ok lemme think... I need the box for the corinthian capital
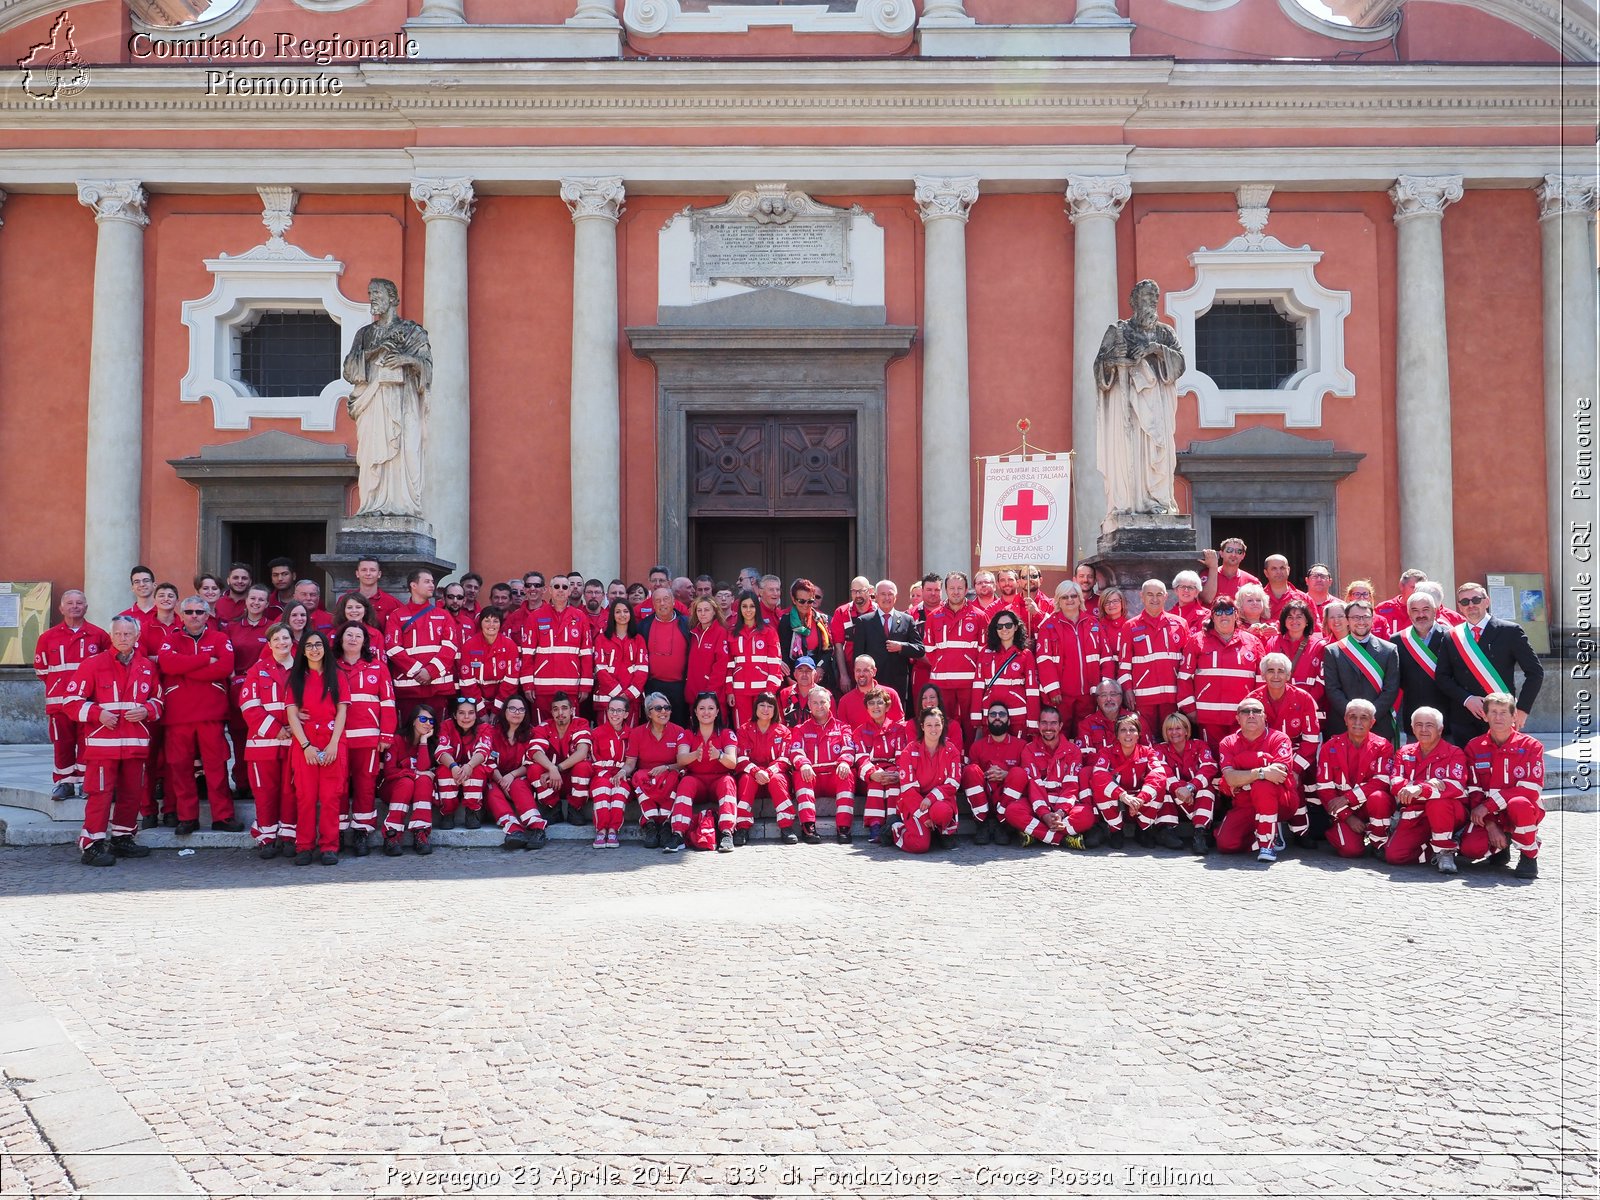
[1065,174,1132,224]
[1538,174,1599,221]
[76,180,149,227]
[561,177,626,222]
[411,177,477,224]
[914,175,979,224]
[1389,175,1463,224]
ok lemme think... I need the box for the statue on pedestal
[1094,279,1183,520]
[343,278,432,518]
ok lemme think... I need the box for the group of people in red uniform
[36,539,1546,878]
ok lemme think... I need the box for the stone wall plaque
[690,184,853,288]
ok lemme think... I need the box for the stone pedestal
[1087,514,1204,598]
[311,516,455,600]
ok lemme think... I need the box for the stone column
[411,177,475,573]
[1066,174,1131,562]
[413,0,465,23]
[1539,173,1600,642]
[918,0,973,23]
[914,174,979,574]
[561,177,625,581]
[568,0,619,23]
[76,181,148,627]
[1074,0,1123,23]
[1389,174,1463,593]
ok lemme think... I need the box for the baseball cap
[794,656,818,670]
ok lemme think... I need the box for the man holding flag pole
[1435,582,1544,747]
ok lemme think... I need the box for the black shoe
[161,813,178,828]
[1487,846,1512,869]
[294,850,315,866]
[1134,826,1154,848]
[257,841,280,860]
[1084,825,1105,850]
[662,831,685,853]
[413,834,433,856]
[382,835,404,857]
[80,843,117,867]
[992,819,1012,846]
[525,829,547,850]
[50,782,73,801]
[717,833,734,853]
[231,785,252,801]
[464,808,482,830]
[435,811,457,831]
[780,827,799,845]
[732,829,748,847]
[109,836,151,858]
[175,820,200,836]
[278,839,297,860]
[1514,855,1539,880]
[141,814,158,830]
[319,852,338,866]
[566,805,589,826]
[1191,831,1210,855]
[1106,828,1125,850]
[932,830,958,851]
[836,826,853,844]
[866,822,884,845]
[883,820,903,848]
[973,820,992,845]
[1156,828,1185,850]
[349,831,369,857]
[800,822,821,845]
[642,822,662,850]
[501,830,527,850]
[211,818,245,833]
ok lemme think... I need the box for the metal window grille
[1194,300,1302,390]
[236,310,340,398]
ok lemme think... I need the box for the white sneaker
[1435,851,1457,874]
[1257,846,1277,863]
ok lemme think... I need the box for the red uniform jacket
[736,720,796,774]
[593,633,650,710]
[68,651,163,760]
[1118,611,1189,707]
[1263,633,1327,714]
[686,623,732,703]
[1089,743,1169,806]
[532,718,593,767]
[680,728,737,779]
[588,723,630,775]
[137,615,180,659]
[34,621,108,713]
[338,656,396,747]
[1174,599,1210,633]
[227,617,273,681]
[1248,682,1322,774]
[383,733,435,780]
[1021,735,1086,804]
[1178,629,1266,728]
[456,632,523,712]
[155,625,234,724]
[1465,730,1545,814]
[1034,612,1115,705]
[837,684,904,730]
[1315,733,1395,817]
[968,732,1026,781]
[1218,728,1295,798]
[238,657,292,761]
[1075,710,1124,768]
[894,738,963,794]
[1156,739,1219,801]
[519,604,595,696]
[853,718,909,783]
[970,647,1041,732]
[385,601,459,695]
[791,718,858,773]
[1392,740,1469,805]
[474,726,536,776]
[922,603,986,694]
[728,625,786,701]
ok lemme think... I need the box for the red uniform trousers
[227,709,250,792]
[1215,779,1302,854]
[343,746,381,833]
[1459,797,1545,862]
[631,769,680,826]
[1322,783,1395,858]
[1051,692,1096,739]
[434,764,489,817]
[1004,782,1096,844]
[139,724,167,819]
[395,685,450,727]
[48,710,88,789]
[288,739,346,854]
[796,766,857,829]
[736,767,803,829]
[1198,721,1236,753]
[961,764,1028,822]
[672,773,737,834]
[893,785,960,854]
[934,685,974,733]
[80,759,147,851]
[532,760,595,815]
[1165,778,1217,831]
[164,721,236,822]
[484,777,546,836]
[382,775,434,834]
[1385,796,1468,864]
[247,750,291,846]
[857,770,898,830]
[1135,701,1178,737]
[588,768,628,832]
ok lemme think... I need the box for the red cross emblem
[1001,488,1052,536]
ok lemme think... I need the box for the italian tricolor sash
[1397,627,1438,678]
[1340,637,1385,691]
[1450,623,1510,695]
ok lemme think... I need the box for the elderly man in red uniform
[66,615,162,865]
[385,569,459,723]
[962,700,1026,845]
[1216,698,1301,863]
[1459,692,1545,879]
[1119,579,1188,734]
[1315,698,1395,859]
[792,687,860,843]
[1384,706,1470,872]
[1004,705,1095,848]
[293,579,337,638]
[156,596,242,834]
[1034,580,1113,737]
[34,589,107,801]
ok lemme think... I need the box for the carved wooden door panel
[689,416,856,518]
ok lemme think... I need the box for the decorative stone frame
[623,0,915,38]
[1175,427,1363,580]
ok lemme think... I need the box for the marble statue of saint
[343,278,432,518]
[1094,279,1183,518]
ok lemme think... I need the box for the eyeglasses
[1212,605,1237,614]
[995,621,1018,630]
[415,715,435,724]
[794,598,815,606]
[647,705,670,714]
[551,582,570,590]
[182,609,207,616]
[1459,594,1488,605]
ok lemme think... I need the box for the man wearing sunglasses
[519,574,595,724]
[154,596,243,834]
[1436,583,1544,746]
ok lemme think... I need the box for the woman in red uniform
[1096,587,1131,668]
[970,609,1040,736]
[280,601,310,647]
[587,696,632,848]
[909,683,963,757]
[1089,714,1177,849]
[457,607,521,716]
[337,592,386,655]
[889,707,964,854]
[1261,598,1326,719]
[853,686,908,846]
[1156,711,1218,855]
[620,692,686,849]
[673,691,739,853]
[336,620,395,856]
[686,597,731,719]
[381,707,437,855]
[776,577,832,679]
[593,598,650,727]
[477,693,545,850]
[434,696,490,829]
[239,622,296,858]
[284,629,348,866]
[736,691,806,844]
[727,592,785,728]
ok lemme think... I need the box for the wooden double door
[686,415,856,606]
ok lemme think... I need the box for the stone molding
[410,176,476,224]
[75,179,148,227]
[1537,173,1599,219]
[1065,174,1132,223]
[913,174,979,223]
[622,0,915,38]
[1389,173,1464,223]
[561,176,625,222]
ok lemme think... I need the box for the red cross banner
[978,453,1072,568]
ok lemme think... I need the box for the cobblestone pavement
[0,816,1595,1199]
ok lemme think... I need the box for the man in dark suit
[1394,591,1452,740]
[1323,600,1401,741]
[847,580,925,706]
[1435,581,1544,746]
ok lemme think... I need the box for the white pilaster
[411,177,475,573]
[915,174,979,574]
[918,0,974,24]
[1390,174,1463,594]
[412,0,465,23]
[562,177,625,580]
[568,0,620,24]
[1066,174,1131,561]
[1539,173,1599,640]
[77,180,149,627]
[1074,0,1124,24]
